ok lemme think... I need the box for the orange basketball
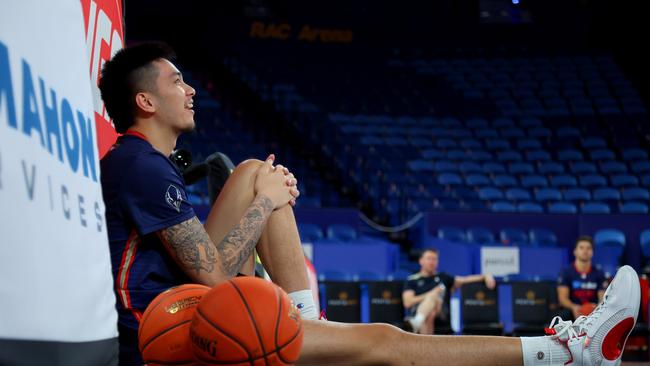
[580,302,597,316]
[138,284,210,366]
[190,277,303,365]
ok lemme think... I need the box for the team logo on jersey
[165,184,183,212]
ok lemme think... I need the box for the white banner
[0,0,117,341]
[480,246,520,276]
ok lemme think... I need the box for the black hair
[98,42,176,133]
[420,248,439,258]
[575,235,594,250]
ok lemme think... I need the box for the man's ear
[134,92,156,113]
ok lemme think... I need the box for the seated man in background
[402,248,496,334]
[557,236,606,320]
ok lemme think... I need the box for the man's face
[149,59,196,133]
[419,251,438,273]
[574,240,593,262]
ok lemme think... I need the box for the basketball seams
[228,280,269,366]
[194,307,253,362]
[140,318,192,354]
[139,285,208,338]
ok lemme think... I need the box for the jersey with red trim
[558,264,606,305]
[101,134,195,330]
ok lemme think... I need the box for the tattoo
[159,217,217,275]
[217,194,274,276]
[158,195,273,279]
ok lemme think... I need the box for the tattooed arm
[158,194,274,286]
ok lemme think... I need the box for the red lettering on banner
[80,0,123,158]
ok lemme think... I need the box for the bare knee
[235,158,263,174]
[364,323,403,362]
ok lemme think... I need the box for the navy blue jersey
[101,133,196,330]
[558,263,606,305]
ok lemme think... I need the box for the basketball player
[402,248,496,334]
[99,43,640,366]
[557,236,606,320]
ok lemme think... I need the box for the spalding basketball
[139,284,210,365]
[190,277,303,365]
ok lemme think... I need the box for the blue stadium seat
[563,188,591,202]
[438,226,467,243]
[497,151,523,162]
[521,175,549,188]
[538,162,565,175]
[298,223,324,242]
[509,163,535,175]
[475,128,499,139]
[438,173,463,186]
[611,174,639,188]
[434,161,458,172]
[622,148,648,161]
[558,149,584,162]
[517,202,544,213]
[483,162,507,174]
[529,228,558,246]
[493,174,518,187]
[643,174,650,187]
[465,118,489,128]
[600,161,627,175]
[528,127,552,138]
[467,227,496,244]
[493,117,515,128]
[295,196,322,208]
[436,139,458,150]
[581,202,611,214]
[520,117,542,127]
[478,187,504,201]
[557,126,581,138]
[589,149,616,161]
[516,139,542,150]
[581,137,607,149]
[408,160,435,171]
[579,174,608,188]
[571,162,598,175]
[500,228,528,245]
[631,161,650,174]
[465,174,491,186]
[548,202,578,214]
[318,270,352,282]
[593,188,621,202]
[447,150,469,160]
[470,150,494,161]
[506,188,532,201]
[594,229,626,247]
[622,187,649,201]
[421,149,445,159]
[491,201,516,212]
[326,224,358,242]
[641,230,650,266]
[550,175,578,188]
[485,139,511,151]
[461,139,483,149]
[619,202,649,214]
[355,271,385,281]
[526,150,552,162]
[535,188,562,202]
[459,161,483,173]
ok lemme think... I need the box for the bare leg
[298,320,522,366]
[203,159,309,291]
[414,290,442,334]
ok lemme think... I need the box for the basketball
[138,284,210,365]
[190,277,304,365]
[580,302,597,316]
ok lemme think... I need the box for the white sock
[289,289,319,320]
[410,313,426,330]
[520,336,571,366]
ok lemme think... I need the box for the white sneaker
[544,265,640,365]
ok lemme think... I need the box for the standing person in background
[402,249,496,334]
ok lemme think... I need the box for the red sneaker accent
[545,327,557,335]
[602,317,635,361]
[319,310,328,321]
